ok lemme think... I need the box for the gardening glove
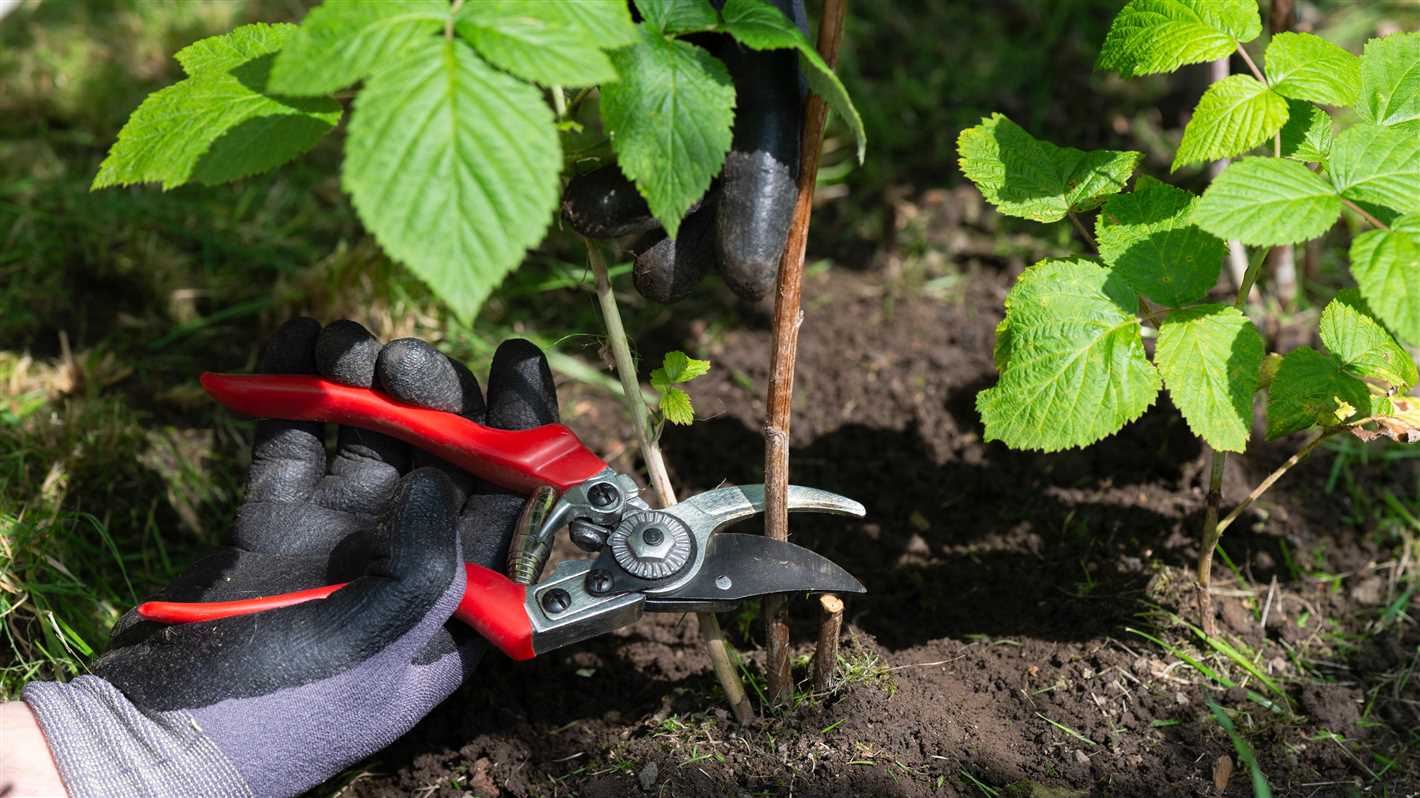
[561,0,807,303]
[22,318,560,798]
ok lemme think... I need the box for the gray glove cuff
[23,677,252,798]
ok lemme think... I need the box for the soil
[342,228,1420,797]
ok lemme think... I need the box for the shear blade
[657,533,865,604]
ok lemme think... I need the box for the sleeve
[23,677,252,798]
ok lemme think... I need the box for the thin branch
[1234,245,1268,310]
[762,0,848,707]
[1067,211,1097,252]
[1342,198,1391,231]
[585,240,753,724]
[1216,430,1340,536]
[1235,43,1266,84]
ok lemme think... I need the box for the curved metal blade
[667,484,865,538]
[648,533,865,608]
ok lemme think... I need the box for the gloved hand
[22,318,560,798]
[561,0,807,304]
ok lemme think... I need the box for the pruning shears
[136,373,867,661]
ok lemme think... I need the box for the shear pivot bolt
[586,569,614,595]
[642,527,665,545]
[541,588,572,614]
[588,482,619,509]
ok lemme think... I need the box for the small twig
[1235,43,1265,84]
[762,0,848,707]
[585,241,752,724]
[1216,430,1340,536]
[1342,198,1391,231]
[1259,575,1278,631]
[445,0,462,38]
[1067,210,1097,252]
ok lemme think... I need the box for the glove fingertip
[315,320,380,388]
[486,339,559,429]
[259,317,321,374]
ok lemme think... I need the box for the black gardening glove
[562,0,807,303]
[22,319,559,798]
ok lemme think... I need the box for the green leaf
[545,1,638,48]
[1277,100,1334,163]
[1357,32,1420,129]
[1350,216,1420,345]
[977,258,1161,451]
[653,351,712,386]
[1328,123,1420,214]
[1319,291,1417,391]
[634,0,718,34]
[1156,305,1263,453]
[957,114,1141,223]
[269,0,446,96]
[1173,75,1288,171]
[719,0,866,163]
[455,0,632,87]
[1264,32,1361,107]
[175,21,297,76]
[601,26,735,237]
[341,39,560,320]
[1096,176,1224,306]
[92,25,341,190]
[1193,157,1340,246]
[659,386,695,425]
[1266,346,1371,438]
[1097,0,1262,77]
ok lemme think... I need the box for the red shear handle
[137,564,538,661]
[201,373,608,493]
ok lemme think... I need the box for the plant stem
[762,0,848,707]
[1235,43,1265,84]
[1195,247,1270,633]
[445,0,462,38]
[1196,449,1228,637]
[585,240,752,724]
[1217,430,1338,536]
[1234,245,1268,310]
[1342,198,1391,232]
[1067,211,1097,252]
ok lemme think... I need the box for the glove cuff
[23,676,253,798]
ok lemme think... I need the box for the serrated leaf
[1266,346,1371,438]
[601,26,734,238]
[1319,290,1417,392]
[269,0,446,96]
[957,114,1140,223]
[1278,100,1334,163]
[1096,176,1224,306]
[1173,75,1288,171]
[634,0,718,34]
[1358,32,1420,129]
[977,258,1161,451]
[92,25,341,190]
[1097,0,1262,77]
[658,351,711,384]
[1156,305,1263,452]
[342,39,560,321]
[455,0,630,87]
[659,386,695,425]
[176,21,296,76]
[1350,216,1420,345]
[556,2,638,47]
[1328,123,1420,214]
[1265,32,1361,107]
[1194,157,1340,246]
[719,0,866,163]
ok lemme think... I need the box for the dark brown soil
[340,246,1420,797]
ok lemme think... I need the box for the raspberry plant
[92,0,862,319]
[958,0,1420,632]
